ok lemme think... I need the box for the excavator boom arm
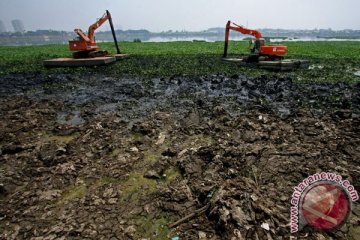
[223,20,287,59]
[224,20,263,57]
[74,29,90,42]
[88,12,111,43]
[227,21,262,39]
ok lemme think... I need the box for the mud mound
[0,73,359,239]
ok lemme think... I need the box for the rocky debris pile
[0,73,359,239]
[153,108,360,239]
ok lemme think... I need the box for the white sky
[0,0,359,32]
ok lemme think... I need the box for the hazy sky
[0,0,359,32]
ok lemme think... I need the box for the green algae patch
[95,176,123,187]
[120,172,157,202]
[58,183,87,204]
[131,132,144,142]
[182,134,214,148]
[42,132,78,143]
[143,150,159,162]
[135,213,177,240]
[349,226,360,240]
[2,41,360,83]
[109,148,122,158]
[142,137,171,163]
[161,167,180,184]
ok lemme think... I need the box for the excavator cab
[246,38,266,62]
[250,38,265,54]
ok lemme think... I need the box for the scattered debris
[0,73,359,239]
[169,203,210,228]
[261,222,270,231]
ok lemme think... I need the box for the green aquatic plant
[0,41,359,83]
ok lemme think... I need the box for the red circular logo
[300,182,351,230]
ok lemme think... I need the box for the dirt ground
[0,73,360,239]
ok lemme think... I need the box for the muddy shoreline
[1,73,360,239]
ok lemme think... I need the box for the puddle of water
[57,110,85,126]
[271,103,291,118]
[352,113,360,119]
[43,132,77,143]
[95,103,118,113]
[309,65,324,70]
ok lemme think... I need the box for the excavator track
[258,59,310,71]
[72,50,109,59]
[222,57,309,71]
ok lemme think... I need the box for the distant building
[11,19,25,32]
[0,20,6,33]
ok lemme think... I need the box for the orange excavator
[223,21,308,70]
[223,21,287,62]
[69,10,121,58]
